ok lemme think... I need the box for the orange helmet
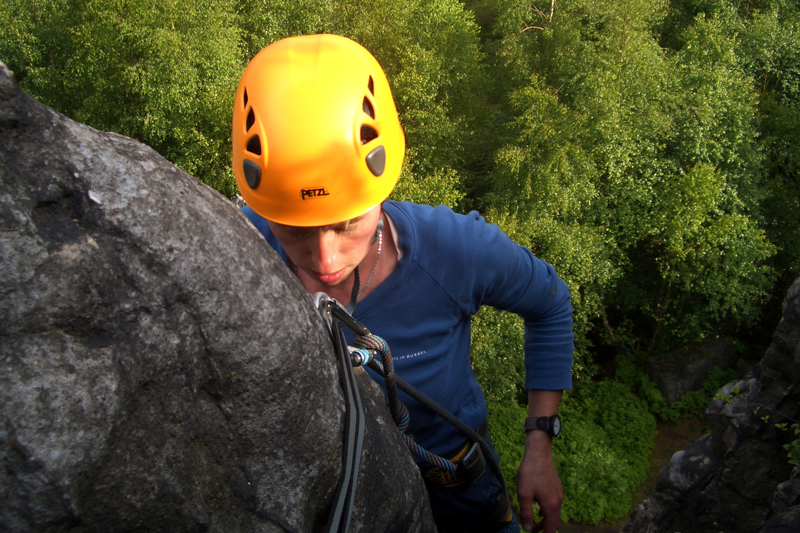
[232,34,405,226]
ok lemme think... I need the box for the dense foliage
[615,350,739,422]
[3,0,798,524]
[555,382,656,523]
[486,381,656,525]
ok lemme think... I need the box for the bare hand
[517,432,563,533]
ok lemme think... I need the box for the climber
[232,34,574,533]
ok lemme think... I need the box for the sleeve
[429,207,574,391]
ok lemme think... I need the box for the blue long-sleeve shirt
[242,200,574,457]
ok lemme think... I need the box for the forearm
[527,390,563,417]
[525,389,562,450]
[518,389,564,533]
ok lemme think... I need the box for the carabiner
[313,292,371,337]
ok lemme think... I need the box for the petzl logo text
[301,187,330,200]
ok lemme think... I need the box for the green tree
[479,0,775,364]
[482,0,678,366]
[2,0,491,205]
[737,4,800,299]
[235,0,334,59]
[66,0,244,195]
[0,0,81,113]
[620,7,776,348]
[2,0,245,195]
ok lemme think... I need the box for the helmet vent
[362,97,375,119]
[243,88,249,109]
[246,135,262,155]
[360,125,378,145]
[368,76,374,95]
[246,108,255,131]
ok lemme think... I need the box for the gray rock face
[624,273,800,533]
[0,62,436,532]
[647,338,738,404]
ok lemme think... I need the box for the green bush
[616,350,739,422]
[486,399,527,513]
[673,366,739,417]
[555,381,656,524]
[484,381,656,525]
[638,376,679,422]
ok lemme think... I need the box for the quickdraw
[350,332,507,489]
[313,292,508,508]
[314,293,365,533]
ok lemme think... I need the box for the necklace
[357,222,382,300]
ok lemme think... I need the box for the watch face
[552,416,561,436]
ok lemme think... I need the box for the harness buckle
[459,441,487,483]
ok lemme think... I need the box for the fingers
[518,498,534,531]
[520,516,533,532]
[521,517,544,533]
[540,494,563,533]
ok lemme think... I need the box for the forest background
[3,0,799,525]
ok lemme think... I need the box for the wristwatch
[524,415,562,437]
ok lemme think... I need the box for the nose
[310,229,339,273]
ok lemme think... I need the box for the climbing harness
[314,292,511,532]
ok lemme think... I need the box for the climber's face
[268,206,382,289]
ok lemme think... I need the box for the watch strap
[524,416,549,432]
[524,415,560,437]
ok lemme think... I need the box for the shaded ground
[558,416,707,533]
